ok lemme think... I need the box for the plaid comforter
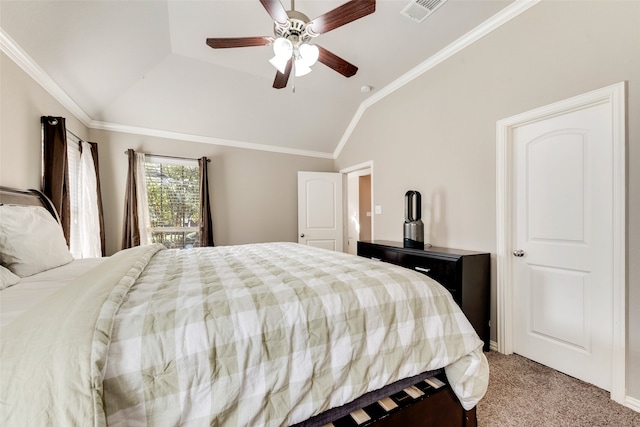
[1,243,488,427]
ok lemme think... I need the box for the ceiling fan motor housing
[274,10,317,46]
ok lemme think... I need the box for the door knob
[300,233,305,238]
[513,249,525,257]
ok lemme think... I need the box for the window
[144,157,200,249]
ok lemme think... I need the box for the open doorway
[342,162,373,255]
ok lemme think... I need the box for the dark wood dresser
[357,240,490,351]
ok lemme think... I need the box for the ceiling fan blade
[206,36,274,49]
[260,0,289,24]
[308,0,375,35]
[273,58,293,89]
[317,46,358,77]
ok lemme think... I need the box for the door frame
[495,82,626,403]
[340,161,374,253]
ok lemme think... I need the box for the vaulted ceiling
[1,0,515,157]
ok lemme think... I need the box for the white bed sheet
[0,258,105,327]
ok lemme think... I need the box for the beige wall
[0,52,333,256]
[1,52,90,188]
[90,129,332,255]
[336,1,640,400]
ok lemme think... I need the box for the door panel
[529,266,589,350]
[527,133,585,241]
[297,172,343,251]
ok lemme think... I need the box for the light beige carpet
[477,351,640,426]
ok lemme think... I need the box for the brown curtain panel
[41,116,71,245]
[198,157,214,247]
[122,149,140,249]
[88,142,106,256]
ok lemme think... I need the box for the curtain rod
[44,117,84,143]
[66,129,84,143]
[124,150,211,163]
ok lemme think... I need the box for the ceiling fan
[206,0,376,89]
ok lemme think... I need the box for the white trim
[90,121,334,159]
[339,160,374,175]
[332,0,541,158]
[495,82,627,405]
[495,121,513,354]
[626,396,640,413]
[340,161,375,244]
[0,28,93,126]
[2,2,540,160]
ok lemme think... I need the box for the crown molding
[0,28,93,126]
[333,0,542,159]
[90,121,334,159]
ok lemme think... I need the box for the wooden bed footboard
[318,372,477,427]
[368,387,477,427]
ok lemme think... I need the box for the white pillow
[0,205,73,277]
[0,265,20,290]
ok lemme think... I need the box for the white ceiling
[1,0,514,157]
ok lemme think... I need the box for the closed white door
[512,102,613,390]
[297,171,343,251]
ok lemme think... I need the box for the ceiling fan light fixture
[272,37,293,57]
[299,43,319,67]
[269,37,293,73]
[294,58,312,77]
[269,55,289,74]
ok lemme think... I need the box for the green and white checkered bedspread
[0,242,488,426]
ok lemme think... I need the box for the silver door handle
[415,266,431,273]
[300,233,305,238]
[513,249,525,257]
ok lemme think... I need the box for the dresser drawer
[397,254,459,294]
[357,243,398,264]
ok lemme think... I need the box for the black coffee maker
[404,190,424,249]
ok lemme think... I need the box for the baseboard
[625,396,640,413]
[489,340,498,352]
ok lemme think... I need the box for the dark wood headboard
[0,186,60,223]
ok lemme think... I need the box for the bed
[0,186,488,427]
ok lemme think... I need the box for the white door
[511,102,613,390]
[297,171,343,251]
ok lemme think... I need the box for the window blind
[144,160,200,249]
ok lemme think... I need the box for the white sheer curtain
[135,152,152,245]
[77,142,102,257]
[67,140,101,258]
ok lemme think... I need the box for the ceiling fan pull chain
[291,63,296,93]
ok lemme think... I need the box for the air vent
[400,0,447,23]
